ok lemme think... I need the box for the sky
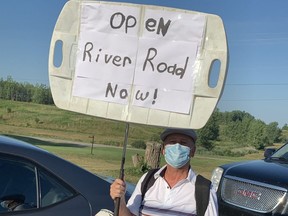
[1,0,288,127]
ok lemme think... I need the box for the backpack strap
[195,175,211,216]
[140,168,159,202]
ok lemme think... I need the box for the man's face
[163,133,196,157]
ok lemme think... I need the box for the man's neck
[163,164,190,188]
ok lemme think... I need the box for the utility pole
[89,135,95,155]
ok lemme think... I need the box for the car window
[0,158,37,213]
[271,143,288,159]
[0,156,76,213]
[39,169,75,207]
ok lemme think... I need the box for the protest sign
[49,1,228,129]
[73,3,206,114]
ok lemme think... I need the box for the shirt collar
[154,165,196,182]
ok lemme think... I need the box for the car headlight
[211,167,224,191]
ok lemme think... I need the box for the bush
[35,117,40,124]
[125,159,151,176]
[212,146,258,157]
[103,140,121,146]
[131,140,146,149]
[149,133,161,142]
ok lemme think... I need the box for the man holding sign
[49,2,227,215]
[110,128,218,216]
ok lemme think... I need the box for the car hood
[222,159,288,188]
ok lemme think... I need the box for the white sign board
[49,1,228,129]
[72,3,206,114]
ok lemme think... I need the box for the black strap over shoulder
[140,168,159,202]
[195,175,211,216]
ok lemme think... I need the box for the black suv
[211,143,288,216]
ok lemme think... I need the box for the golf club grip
[114,198,120,216]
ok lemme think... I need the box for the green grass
[41,142,264,183]
[0,99,162,144]
[4,134,264,184]
[0,99,270,184]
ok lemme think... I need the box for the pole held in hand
[114,123,130,216]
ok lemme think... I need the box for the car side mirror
[264,148,276,158]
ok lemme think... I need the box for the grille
[221,176,287,213]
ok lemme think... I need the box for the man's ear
[190,146,196,157]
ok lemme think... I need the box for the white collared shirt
[127,165,218,216]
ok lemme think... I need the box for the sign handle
[114,123,130,216]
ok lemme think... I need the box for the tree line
[197,109,287,153]
[0,76,53,104]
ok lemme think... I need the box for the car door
[0,155,92,216]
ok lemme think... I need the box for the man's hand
[110,178,126,200]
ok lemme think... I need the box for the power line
[221,98,288,102]
[226,83,288,86]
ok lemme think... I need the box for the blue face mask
[164,143,191,169]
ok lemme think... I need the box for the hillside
[0,99,162,145]
[1,99,287,153]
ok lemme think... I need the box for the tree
[264,122,282,144]
[247,120,266,149]
[32,84,53,104]
[282,124,288,130]
[0,76,53,104]
[197,111,219,150]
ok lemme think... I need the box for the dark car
[0,135,133,215]
[211,143,288,216]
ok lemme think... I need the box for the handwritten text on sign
[72,3,206,114]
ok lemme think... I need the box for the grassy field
[0,99,162,144]
[0,99,275,184]
[5,134,265,184]
[37,140,266,183]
